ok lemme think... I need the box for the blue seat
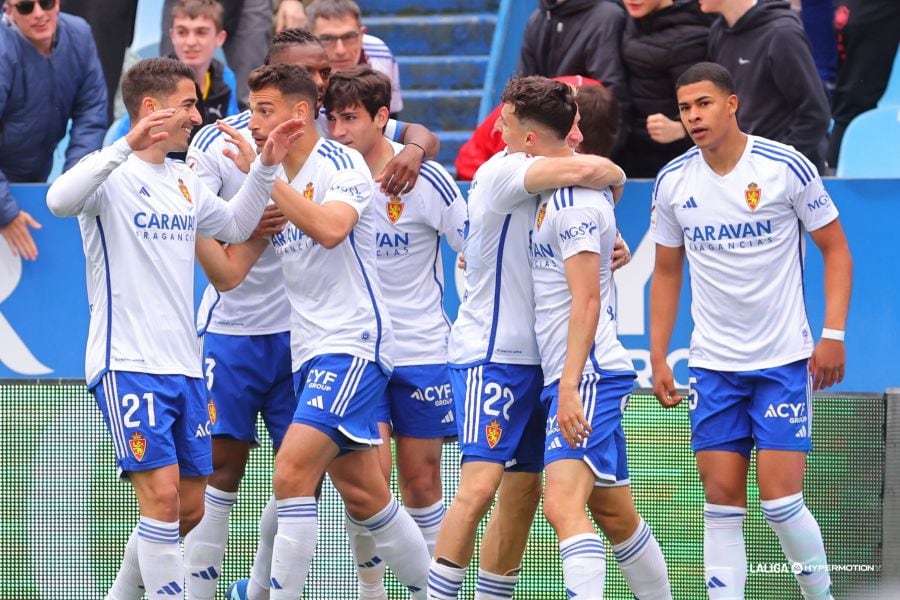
[836,106,900,177]
[877,43,900,108]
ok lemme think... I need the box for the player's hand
[251,204,288,239]
[457,253,467,270]
[260,118,305,167]
[809,339,845,390]
[376,143,424,196]
[0,210,41,260]
[558,382,591,448]
[217,119,258,174]
[581,155,626,191]
[646,113,687,145]
[125,108,177,152]
[611,233,631,271]
[652,361,682,408]
[275,0,306,32]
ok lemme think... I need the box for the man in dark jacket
[517,0,631,151]
[703,0,830,172]
[0,0,107,260]
[620,0,712,177]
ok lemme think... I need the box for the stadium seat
[835,105,900,177]
[877,43,900,107]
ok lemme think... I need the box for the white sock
[704,503,747,599]
[346,510,388,600]
[761,493,832,599]
[474,568,518,599]
[351,496,430,599]
[248,495,277,600]
[560,533,606,600]
[269,497,317,599]
[106,526,145,600]
[184,487,237,599]
[426,559,466,599]
[612,518,672,600]
[137,516,183,599]
[407,501,446,557]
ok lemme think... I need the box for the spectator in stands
[799,0,838,99]
[112,0,240,143]
[619,0,712,178]
[307,0,403,115]
[517,0,630,150]
[275,0,308,33]
[161,0,271,109]
[703,0,830,172]
[0,0,106,260]
[827,0,900,168]
[455,76,618,180]
[60,0,138,126]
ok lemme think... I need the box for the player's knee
[590,504,638,543]
[455,479,500,522]
[210,460,246,491]
[701,477,747,506]
[542,490,579,531]
[399,465,442,506]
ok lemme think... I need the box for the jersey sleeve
[550,191,610,261]
[417,160,466,251]
[648,175,683,247]
[483,152,542,214]
[193,159,278,241]
[322,166,375,217]
[45,137,131,218]
[186,124,229,196]
[791,174,839,232]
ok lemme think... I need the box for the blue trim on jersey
[419,161,455,206]
[194,111,251,152]
[653,148,700,203]
[318,140,352,170]
[750,148,811,186]
[97,216,113,378]
[485,214,512,361]
[753,140,815,183]
[552,186,575,210]
[797,218,809,323]
[588,341,602,374]
[196,289,222,336]
[389,120,405,142]
[431,235,452,330]
[348,230,385,368]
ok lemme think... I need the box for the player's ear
[293,99,308,121]
[374,106,390,129]
[727,93,739,117]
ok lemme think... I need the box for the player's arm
[808,218,852,390]
[649,244,685,408]
[376,122,440,196]
[523,154,625,195]
[558,250,601,448]
[270,179,360,249]
[196,236,269,292]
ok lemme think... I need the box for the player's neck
[282,131,321,181]
[134,146,170,164]
[531,142,573,159]
[364,137,395,179]
[700,131,748,176]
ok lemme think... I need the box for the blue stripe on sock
[613,522,652,563]
[561,539,605,560]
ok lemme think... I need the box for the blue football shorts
[374,363,457,438]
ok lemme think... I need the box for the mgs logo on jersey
[178,178,193,204]
[559,221,598,242]
[485,419,503,448]
[386,196,404,224]
[745,182,761,211]
[129,432,147,461]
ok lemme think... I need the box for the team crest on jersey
[387,196,404,224]
[177,178,192,204]
[208,401,217,425]
[129,432,147,461]
[303,182,314,201]
[485,420,503,449]
[745,182,761,211]
[536,202,547,230]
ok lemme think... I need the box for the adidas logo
[548,436,563,450]
[156,581,183,596]
[139,186,150,198]
[191,566,219,581]
[441,411,454,424]
[707,576,727,589]
[681,196,699,209]
[795,425,808,438]
[358,555,383,568]
[566,588,577,598]
[306,395,324,409]
[270,578,283,590]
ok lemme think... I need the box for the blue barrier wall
[2,180,897,392]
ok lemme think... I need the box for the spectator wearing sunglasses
[0,0,107,260]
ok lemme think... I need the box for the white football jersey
[531,186,633,385]
[188,111,291,335]
[373,142,466,366]
[448,151,543,367]
[272,137,394,372]
[650,135,840,371]
[46,138,278,386]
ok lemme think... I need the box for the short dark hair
[307,0,362,25]
[248,63,318,106]
[171,0,225,32]
[264,28,324,65]
[575,85,619,157]
[324,66,391,120]
[121,57,196,121]
[500,76,577,141]
[675,62,736,95]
